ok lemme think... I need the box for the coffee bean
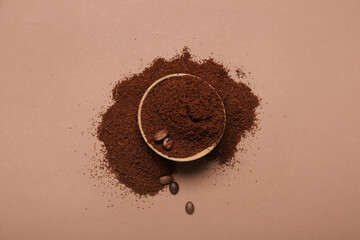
[154,130,168,142]
[185,201,194,215]
[169,182,179,195]
[159,175,172,185]
[163,138,174,150]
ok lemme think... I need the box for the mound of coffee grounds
[97,47,259,196]
[140,75,226,158]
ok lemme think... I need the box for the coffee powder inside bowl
[140,75,226,159]
[97,47,259,196]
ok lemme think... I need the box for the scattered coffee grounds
[141,75,225,158]
[97,47,259,196]
[185,201,195,215]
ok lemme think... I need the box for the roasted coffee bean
[185,201,194,215]
[154,130,168,142]
[169,182,179,195]
[159,175,172,185]
[163,138,174,150]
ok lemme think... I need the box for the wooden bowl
[138,73,226,162]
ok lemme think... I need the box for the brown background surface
[1,0,360,239]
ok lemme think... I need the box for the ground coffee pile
[97,47,259,196]
[141,75,226,158]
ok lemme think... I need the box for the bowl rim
[137,73,226,162]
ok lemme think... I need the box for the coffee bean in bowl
[154,129,168,142]
[163,138,174,151]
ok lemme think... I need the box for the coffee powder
[141,75,226,158]
[97,47,259,196]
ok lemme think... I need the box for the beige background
[1,0,360,239]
